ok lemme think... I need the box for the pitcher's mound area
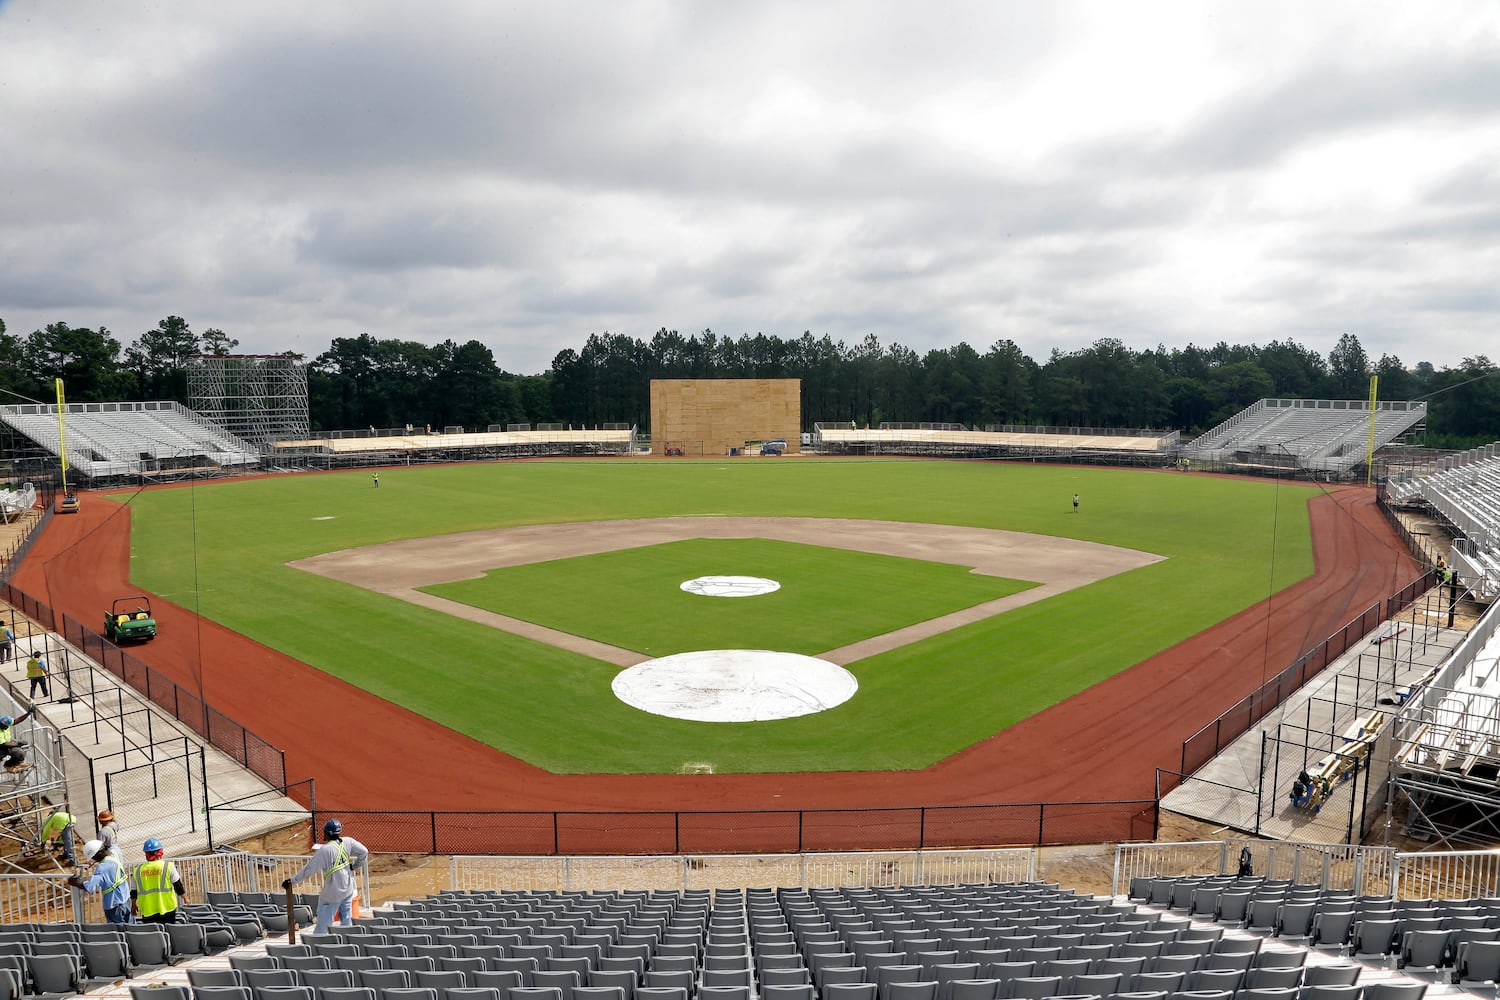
[613,650,857,722]
[680,575,781,597]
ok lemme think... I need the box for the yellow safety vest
[42,811,73,839]
[134,859,179,918]
[328,841,352,876]
[26,657,44,679]
[101,860,130,897]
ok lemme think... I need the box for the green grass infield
[115,459,1319,774]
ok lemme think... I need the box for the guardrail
[33,851,371,925]
[1392,850,1500,900]
[1113,839,1396,896]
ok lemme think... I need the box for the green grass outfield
[115,459,1319,774]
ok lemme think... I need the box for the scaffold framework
[188,354,310,445]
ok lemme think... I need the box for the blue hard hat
[143,837,163,854]
[0,716,11,728]
[323,818,342,838]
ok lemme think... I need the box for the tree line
[2,317,1496,446]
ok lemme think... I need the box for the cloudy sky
[2,1,1497,376]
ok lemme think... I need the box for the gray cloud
[1161,51,1500,172]
[2,0,1499,378]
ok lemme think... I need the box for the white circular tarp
[679,575,781,597]
[612,650,858,722]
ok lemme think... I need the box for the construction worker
[0,705,35,771]
[1437,558,1459,628]
[39,797,77,867]
[97,810,120,856]
[68,839,132,923]
[25,650,48,699]
[282,817,368,934]
[131,838,187,923]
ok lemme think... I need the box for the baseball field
[100,458,1320,775]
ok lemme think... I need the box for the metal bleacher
[1387,443,1500,600]
[0,401,261,481]
[1185,399,1427,475]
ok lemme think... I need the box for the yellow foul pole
[1365,374,1379,486]
[55,378,71,494]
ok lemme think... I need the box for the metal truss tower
[187,354,310,444]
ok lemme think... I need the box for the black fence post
[1256,732,1266,836]
[87,756,100,822]
[431,812,438,854]
[201,747,213,848]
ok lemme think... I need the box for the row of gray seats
[1124,877,1500,987]
[0,922,187,997]
[132,977,1431,1000]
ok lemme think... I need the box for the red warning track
[15,483,1417,837]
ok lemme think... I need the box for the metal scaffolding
[187,354,309,445]
[1388,594,1500,849]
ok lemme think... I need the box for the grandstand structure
[1389,600,1500,849]
[1183,399,1427,476]
[0,401,262,485]
[813,423,1179,460]
[1385,442,1500,601]
[268,424,639,465]
[0,483,36,525]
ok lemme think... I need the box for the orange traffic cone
[350,892,362,919]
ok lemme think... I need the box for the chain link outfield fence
[315,800,1158,855]
[0,579,286,791]
[1180,570,1435,776]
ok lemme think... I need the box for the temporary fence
[1262,709,1396,845]
[1112,839,1397,897]
[208,779,317,845]
[1180,570,1436,776]
[450,847,1038,893]
[0,577,286,792]
[319,800,1159,856]
[1375,486,1447,566]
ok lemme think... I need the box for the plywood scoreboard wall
[649,379,802,456]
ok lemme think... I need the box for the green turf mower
[104,597,157,643]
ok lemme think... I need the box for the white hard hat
[82,840,104,860]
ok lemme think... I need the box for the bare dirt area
[230,822,448,905]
